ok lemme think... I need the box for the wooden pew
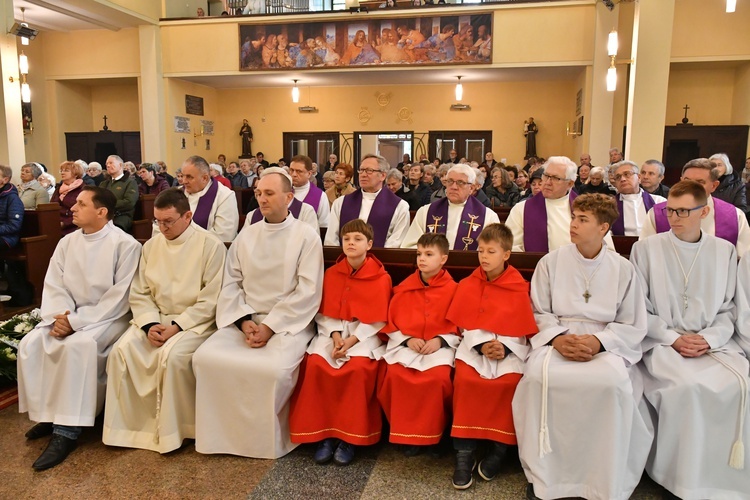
[612,235,639,259]
[0,203,62,303]
[493,207,511,222]
[234,188,255,215]
[134,194,156,221]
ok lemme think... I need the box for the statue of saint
[524,117,538,159]
[239,119,253,157]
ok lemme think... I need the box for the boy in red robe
[289,219,391,466]
[446,223,538,489]
[377,233,459,456]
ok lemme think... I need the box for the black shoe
[32,434,77,471]
[452,450,475,490]
[402,445,423,457]
[313,438,338,464]
[25,422,54,440]
[477,442,508,481]
[526,483,541,500]
[333,441,355,466]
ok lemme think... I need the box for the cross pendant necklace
[576,250,605,304]
[668,235,704,313]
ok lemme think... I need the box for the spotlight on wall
[727,0,737,12]
[455,76,463,102]
[292,79,300,104]
[298,106,318,113]
[450,104,471,111]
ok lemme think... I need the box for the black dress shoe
[526,483,541,500]
[25,422,53,440]
[32,434,77,471]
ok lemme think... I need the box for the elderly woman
[710,153,748,214]
[38,172,57,198]
[515,169,529,192]
[485,166,520,208]
[322,170,336,192]
[577,166,614,196]
[209,163,232,189]
[137,163,170,195]
[50,161,85,235]
[18,162,50,209]
[87,162,104,185]
[175,168,184,189]
[430,164,451,202]
[325,163,356,206]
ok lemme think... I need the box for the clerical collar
[296,182,310,194]
[263,211,293,228]
[189,179,213,198]
[165,222,195,246]
[668,229,704,247]
[573,240,608,263]
[449,199,468,208]
[620,190,642,200]
[81,220,114,240]
[362,189,381,199]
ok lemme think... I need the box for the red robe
[446,265,538,444]
[290,254,391,446]
[377,268,459,445]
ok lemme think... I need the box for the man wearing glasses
[610,161,665,236]
[325,154,410,248]
[630,180,750,499]
[506,156,614,252]
[103,188,226,454]
[640,158,750,257]
[400,164,499,250]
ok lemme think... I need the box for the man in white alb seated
[326,154,410,248]
[505,156,614,253]
[609,160,665,236]
[288,154,329,228]
[244,167,318,231]
[103,189,226,453]
[640,158,750,257]
[400,164,500,250]
[630,180,750,499]
[192,168,323,459]
[513,193,651,500]
[17,186,141,470]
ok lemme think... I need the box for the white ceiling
[14,0,153,32]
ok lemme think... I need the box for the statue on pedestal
[524,116,538,159]
[239,119,253,157]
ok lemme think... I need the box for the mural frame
[239,13,493,71]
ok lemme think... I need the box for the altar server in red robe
[377,233,459,456]
[289,219,391,466]
[446,223,538,489]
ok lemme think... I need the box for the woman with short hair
[50,161,86,235]
[18,162,50,209]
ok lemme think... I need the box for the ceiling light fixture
[455,76,463,102]
[292,79,300,104]
[727,0,737,13]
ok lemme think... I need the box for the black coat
[714,173,749,217]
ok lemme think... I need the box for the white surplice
[17,222,141,426]
[185,179,239,242]
[294,181,330,228]
[103,224,226,453]
[193,215,323,459]
[734,253,750,358]
[505,194,616,252]
[455,330,527,380]
[631,232,750,499]
[640,195,750,257]
[307,314,385,369]
[513,243,652,500]
[244,202,318,233]
[382,332,460,371]
[325,189,410,247]
[619,190,666,236]
[399,200,501,250]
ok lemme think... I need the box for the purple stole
[301,183,323,213]
[425,196,487,250]
[340,188,401,248]
[250,198,303,224]
[611,190,656,236]
[653,197,739,245]
[192,180,219,230]
[522,190,578,252]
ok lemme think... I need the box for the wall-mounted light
[292,79,300,104]
[727,0,737,13]
[21,82,30,103]
[19,53,28,75]
[455,76,463,102]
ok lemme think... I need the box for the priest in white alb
[244,168,318,231]
[513,193,651,500]
[630,180,750,499]
[400,164,500,250]
[288,154,329,228]
[505,156,614,253]
[103,189,226,453]
[17,186,141,470]
[192,168,323,459]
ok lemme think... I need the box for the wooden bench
[612,235,639,259]
[0,203,62,303]
[234,188,255,215]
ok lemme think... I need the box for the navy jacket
[0,184,25,248]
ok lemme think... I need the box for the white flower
[7,351,16,361]
[14,323,26,333]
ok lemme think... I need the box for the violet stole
[340,188,401,247]
[302,183,324,212]
[611,191,656,236]
[425,196,487,250]
[192,180,219,230]
[250,197,303,224]
[522,191,578,252]
[653,197,739,245]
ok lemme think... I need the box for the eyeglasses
[613,171,636,182]
[444,179,470,188]
[153,218,179,229]
[358,168,383,175]
[541,173,567,183]
[661,205,706,218]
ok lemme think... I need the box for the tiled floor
[2,404,665,499]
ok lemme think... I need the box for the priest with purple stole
[178,155,238,243]
[640,158,750,257]
[610,160,665,236]
[288,154,329,228]
[325,154,410,248]
[245,167,318,231]
[401,164,500,250]
[506,156,615,253]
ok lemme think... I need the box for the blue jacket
[0,183,25,248]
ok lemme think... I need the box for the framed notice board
[185,95,204,116]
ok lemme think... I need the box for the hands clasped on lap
[241,319,273,348]
[552,334,601,362]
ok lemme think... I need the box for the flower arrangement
[0,309,41,381]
